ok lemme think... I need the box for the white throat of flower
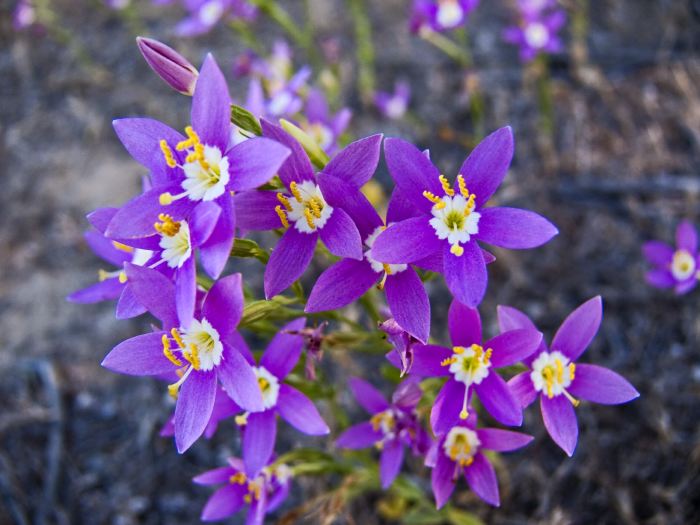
[443,426,480,467]
[364,224,408,289]
[158,126,230,205]
[275,180,333,233]
[370,409,397,449]
[671,249,697,281]
[153,214,192,269]
[162,319,224,397]
[254,366,280,409]
[425,174,480,257]
[524,22,550,49]
[530,351,580,406]
[436,0,464,29]
[98,243,153,284]
[441,344,492,420]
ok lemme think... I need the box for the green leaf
[230,104,262,136]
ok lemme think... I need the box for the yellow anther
[440,357,457,367]
[229,473,247,485]
[235,413,248,426]
[176,138,193,151]
[247,482,262,501]
[170,328,185,348]
[275,205,289,228]
[422,190,446,209]
[464,194,476,216]
[453,346,465,354]
[439,174,455,196]
[457,174,469,198]
[160,140,177,168]
[542,367,554,398]
[154,214,180,236]
[555,359,564,384]
[185,151,198,163]
[244,494,252,504]
[303,208,316,229]
[375,441,384,450]
[276,193,292,211]
[184,125,200,142]
[159,192,174,205]
[563,389,581,407]
[112,241,134,253]
[376,272,388,291]
[382,263,393,276]
[118,271,127,284]
[308,197,323,219]
[167,383,180,398]
[459,457,474,467]
[484,348,493,364]
[459,409,468,420]
[186,343,200,370]
[450,244,464,257]
[97,269,111,282]
[258,378,269,391]
[162,334,184,367]
[569,363,576,380]
[289,181,303,202]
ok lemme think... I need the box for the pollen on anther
[450,244,465,257]
[276,193,292,211]
[160,140,177,168]
[289,181,303,202]
[439,174,455,196]
[275,205,290,228]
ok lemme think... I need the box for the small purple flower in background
[137,37,199,96]
[300,88,352,156]
[371,127,558,307]
[102,269,264,453]
[503,0,566,62]
[410,0,479,34]
[406,300,542,432]
[501,296,639,456]
[644,220,700,295]
[173,0,258,37]
[426,413,533,508]
[13,0,40,31]
[194,455,292,523]
[374,80,411,120]
[336,378,430,488]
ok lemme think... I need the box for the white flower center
[445,344,492,386]
[671,249,696,281]
[436,0,464,29]
[155,216,192,269]
[199,0,224,25]
[443,426,480,467]
[364,225,408,275]
[276,181,333,234]
[181,145,230,201]
[253,366,280,409]
[180,318,224,371]
[530,350,578,403]
[370,409,396,437]
[524,22,549,48]
[429,195,480,255]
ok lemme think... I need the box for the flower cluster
[72,40,638,521]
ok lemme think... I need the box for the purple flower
[336,378,430,488]
[374,80,411,120]
[194,456,292,523]
[500,296,640,456]
[380,318,422,376]
[102,268,264,453]
[371,127,558,307]
[300,88,352,155]
[408,300,542,432]
[426,414,533,508]
[503,1,566,62]
[174,0,258,37]
[104,55,290,317]
[410,0,479,33]
[234,318,330,477]
[235,123,376,298]
[137,36,199,96]
[643,220,700,295]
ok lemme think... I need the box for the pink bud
[136,36,199,96]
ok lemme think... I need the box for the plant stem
[347,0,376,105]
[249,0,317,63]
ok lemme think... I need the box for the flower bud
[136,36,199,96]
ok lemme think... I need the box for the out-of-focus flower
[410,0,479,34]
[643,220,700,294]
[137,36,199,96]
[13,0,40,31]
[104,0,131,9]
[337,378,430,488]
[174,0,258,37]
[300,88,351,156]
[381,318,421,376]
[374,81,411,120]
[501,297,639,456]
[426,413,532,508]
[194,456,292,523]
[370,127,558,307]
[503,0,566,62]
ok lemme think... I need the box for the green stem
[419,27,471,67]
[249,0,316,61]
[347,0,376,105]
[534,54,554,138]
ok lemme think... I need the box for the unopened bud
[136,36,199,96]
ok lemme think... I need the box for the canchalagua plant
[70,39,638,523]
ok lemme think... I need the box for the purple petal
[411,345,452,377]
[431,450,456,509]
[217,343,264,412]
[191,54,230,151]
[200,193,235,279]
[67,278,123,304]
[101,332,173,376]
[447,300,482,347]
[228,137,291,191]
[370,217,442,264]
[474,372,523,426]
[189,201,221,246]
[431,379,466,435]
[124,263,178,328]
[277,384,329,435]
[84,230,131,266]
[508,371,538,408]
[260,119,315,186]
[485,329,543,368]
[233,191,283,231]
[646,269,675,289]
[203,273,244,340]
[379,440,404,489]
[642,241,674,266]
[568,364,639,405]
[87,207,118,234]
[317,172,383,240]
[115,284,148,319]
[497,305,538,333]
[260,318,306,379]
[243,410,277,476]
[305,258,378,313]
[336,422,382,449]
[383,138,442,215]
[443,241,487,308]
[459,126,513,208]
[551,296,602,362]
[464,453,500,507]
[675,278,697,295]
[476,428,533,452]
[386,188,421,223]
[676,220,697,253]
[391,378,423,408]
[385,268,430,344]
[193,466,235,485]
[201,485,246,521]
[175,257,196,327]
[476,207,558,249]
[348,377,389,414]
[323,134,383,188]
[264,228,318,298]
[540,395,578,456]
[319,208,363,260]
[227,330,255,365]
[174,370,217,453]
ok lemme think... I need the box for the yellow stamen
[258,377,269,391]
[308,197,323,219]
[303,208,316,230]
[167,384,179,398]
[376,272,388,290]
[276,193,292,211]
[160,140,177,168]
[439,174,455,196]
[459,409,468,420]
[382,263,393,276]
[118,271,127,284]
[159,192,174,205]
[453,346,465,354]
[563,389,581,407]
[112,241,134,253]
[289,181,303,202]
[450,244,464,256]
[457,174,469,198]
[154,214,180,236]
[235,413,248,426]
[555,358,564,384]
[441,357,457,366]
[422,190,446,209]
[542,366,554,398]
[97,269,111,282]
[275,205,290,228]
[229,473,247,485]
[569,363,576,380]
[186,343,200,370]
[170,328,185,349]
[464,194,476,216]
[375,441,384,450]
[162,334,183,367]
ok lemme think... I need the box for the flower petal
[115,285,148,319]
[348,377,389,414]
[84,230,131,266]
[386,187,421,223]
[174,370,217,453]
[675,278,697,295]
[319,208,363,260]
[380,440,404,489]
[475,372,522,426]
[476,428,533,452]
[431,450,456,509]
[277,384,329,435]
[568,364,639,405]
[260,119,315,186]
[189,201,221,246]
[200,194,236,279]
[233,191,284,231]
[201,485,246,522]
[485,329,543,368]
[87,207,118,234]
[385,267,430,344]
[217,343,264,412]
[676,220,698,253]
[323,134,383,188]
[264,228,318,298]
[540,394,578,456]
[243,410,277,476]
[642,241,674,266]
[317,172,383,240]
[370,216,442,264]
[459,126,513,208]
[260,318,306,379]
[508,371,538,408]
[123,263,179,327]
[411,345,452,377]
[448,299,482,347]
[101,332,172,376]
[305,258,378,313]
[175,257,196,328]
[228,137,291,191]
[430,379,465,435]
[551,296,602,361]
[646,269,675,289]
[476,207,558,249]
[191,54,230,151]
[67,278,123,304]
[336,422,382,449]
[464,453,500,507]
[443,241,487,308]
[193,466,235,485]
[203,273,244,340]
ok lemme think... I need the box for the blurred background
[1,0,700,523]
